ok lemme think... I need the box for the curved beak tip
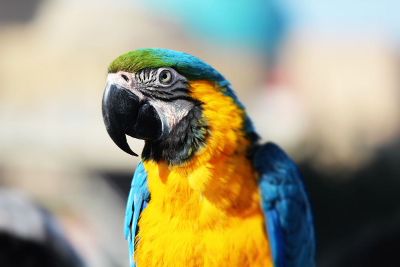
[123,144,139,157]
[103,123,139,157]
[106,129,139,157]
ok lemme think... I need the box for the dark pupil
[162,72,168,80]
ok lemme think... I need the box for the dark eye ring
[159,69,173,85]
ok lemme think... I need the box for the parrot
[101,48,315,267]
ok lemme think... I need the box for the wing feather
[254,143,315,267]
[124,162,150,267]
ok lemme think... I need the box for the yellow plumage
[135,81,272,267]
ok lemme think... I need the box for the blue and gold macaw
[101,48,315,267]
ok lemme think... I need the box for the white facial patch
[107,72,147,101]
[149,99,194,134]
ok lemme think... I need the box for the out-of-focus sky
[287,0,400,38]
[0,0,399,266]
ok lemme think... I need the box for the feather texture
[254,143,316,267]
[125,162,150,267]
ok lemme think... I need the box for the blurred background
[0,0,399,266]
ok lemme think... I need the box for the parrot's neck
[143,147,260,221]
[143,80,261,223]
[141,104,207,165]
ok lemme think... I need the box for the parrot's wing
[125,161,150,267]
[254,143,315,267]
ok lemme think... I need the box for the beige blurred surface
[287,34,400,168]
[249,33,400,170]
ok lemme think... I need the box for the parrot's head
[102,48,258,165]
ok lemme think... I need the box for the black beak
[102,79,163,156]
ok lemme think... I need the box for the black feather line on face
[134,67,190,102]
[142,104,208,165]
[139,88,193,102]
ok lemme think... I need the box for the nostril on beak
[121,73,130,83]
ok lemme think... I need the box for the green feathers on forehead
[108,48,227,83]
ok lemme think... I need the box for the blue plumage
[254,143,316,267]
[124,162,150,267]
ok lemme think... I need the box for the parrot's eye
[158,69,173,85]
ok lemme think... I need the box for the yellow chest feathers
[135,161,272,267]
[136,212,271,267]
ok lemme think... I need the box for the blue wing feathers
[254,142,315,267]
[266,209,286,267]
[124,162,150,267]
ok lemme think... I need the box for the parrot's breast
[134,159,273,267]
[135,205,272,267]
